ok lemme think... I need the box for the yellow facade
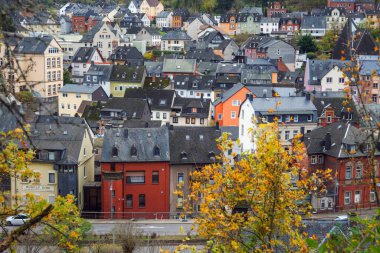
[140,0,164,19]
[58,91,92,116]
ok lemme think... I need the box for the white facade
[238,99,256,152]
[128,1,140,13]
[326,9,347,30]
[260,19,279,34]
[156,12,172,28]
[140,14,151,27]
[71,49,103,83]
[176,89,214,101]
[151,110,171,125]
[56,34,83,61]
[321,66,348,92]
[59,3,71,16]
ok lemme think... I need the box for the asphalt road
[87,222,196,236]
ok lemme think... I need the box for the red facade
[101,161,170,219]
[267,1,287,17]
[72,15,98,33]
[327,0,355,11]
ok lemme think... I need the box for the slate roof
[110,46,143,61]
[145,0,162,7]
[216,62,244,74]
[13,36,53,54]
[144,61,163,75]
[173,97,211,118]
[250,97,317,115]
[140,27,161,36]
[303,122,378,158]
[124,88,175,111]
[301,15,326,29]
[220,126,239,140]
[169,126,221,164]
[239,6,263,15]
[162,58,196,73]
[123,120,162,128]
[161,30,191,40]
[157,11,172,18]
[102,97,149,118]
[312,96,359,124]
[29,115,89,164]
[197,62,218,76]
[59,84,101,94]
[110,65,145,82]
[359,60,380,76]
[72,47,102,63]
[0,94,23,133]
[332,19,378,59]
[80,22,116,43]
[236,13,261,22]
[101,127,170,162]
[184,48,223,62]
[215,39,237,52]
[260,17,280,23]
[173,75,214,91]
[83,64,113,84]
[307,59,349,86]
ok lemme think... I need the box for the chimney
[215,121,220,131]
[249,94,253,101]
[324,132,332,150]
[169,124,174,130]
[305,92,311,100]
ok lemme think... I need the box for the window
[326,77,332,83]
[218,114,222,120]
[232,100,241,106]
[191,108,197,113]
[200,118,204,125]
[52,71,56,81]
[61,103,64,109]
[48,152,55,161]
[318,155,324,164]
[285,115,290,122]
[76,93,81,98]
[278,115,282,122]
[47,58,51,68]
[307,115,313,122]
[52,58,56,68]
[311,155,317,164]
[57,57,61,68]
[231,111,236,119]
[83,148,86,156]
[126,194,133,208]
[178,172,184,183]
[111,190,115,197]
[293,130,298,138]
[48,173,55,183]
[47,71,51,81]
[345,165,352,179]
[191,118,195,124]
[355,163,362,179]
[84,166,87,177]
[285,131,290,140]
[339,77,345,83]
[126,171,145,184]
[156,112,160,119]
[57,71,61,80]
[163,113,167,119]
[139,194,146,208]
[173,117,178,123]
[186,118,190,124]
[152,171,159,184]
[344,192,351,205]
[373,83,378,89]
[354,191,361,204]
[74,104,77,110]
[370,190,376,202]
[293,115,298,122]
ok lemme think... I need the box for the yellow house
[139,0,164,20]
[366,11,380,30]
[11,116,95,210]
[58,84,108,116]
[12,36,63,97]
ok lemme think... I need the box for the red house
[327,0,355,12]
[303,122,380,212]
[279,17,300,32]
[72,10,98,33]
[101,127,170,219]
[267,1,287,17]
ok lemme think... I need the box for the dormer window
[122,74,125,78]
[130,145,137,157]
[346,144,356,154]
[132,72,137,78]
[112,146,118,157]
[159,99,166,105]
[153,146,160,156]
[208,151,215,160]
[180,151,187,159]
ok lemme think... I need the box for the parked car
[6,214,30,226]
[335,215,348,221]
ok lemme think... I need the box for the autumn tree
[317,30,340,59]
[177,122,317,252]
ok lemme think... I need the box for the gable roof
[185,48,223,62]
[124,88,175,110]
[303,122,376,158]
[80,22,117,43]
[173,97,211,118]
[162,58,197,73]
[307,59,349,86]
[301,15,326,29]
[169,126,220,164]
[13,36,54,54]
[58,84,102,94]
[72,47,102,63]
[101,127,170,162]
[157,11,172,18]
[144,0,162,7]
[161,30,192,40]
[110,45,143,61]
[102,97,149,118]
[173,75,214,91]
[250,97,317,114]
[110,65,145,82]
[144,61,163,75]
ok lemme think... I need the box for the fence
[81,211,198,220]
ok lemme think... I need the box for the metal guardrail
[81,211,199,220]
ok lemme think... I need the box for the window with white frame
[285,115,290,122]
[339,77,344,83]
[311,155,317,164]
[355,163,362,178]
[370,190,376,202]
[294,115,298,122]
[345,164,352,179]
[344,191,351,205]
[354,191,360,204]
[285,131,290,140]
[318,155,324,164]
[232,100,241,106]
[326,77,332,83]
[231,111,236,119]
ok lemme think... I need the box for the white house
[326,7,347,31]
[128,0,142,13]
[320,65,349,92]
[156,11,172,28]
[260,17,279,34]
[136,13,151,27]
[238,95,257,152]
[71,47,105,83]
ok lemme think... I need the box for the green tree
[317,30,339,59]
[201,0,218,13]
[63,69,73,84]
[297,34,318,54]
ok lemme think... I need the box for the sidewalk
[88,218,195,224]
[307,208,378,220]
